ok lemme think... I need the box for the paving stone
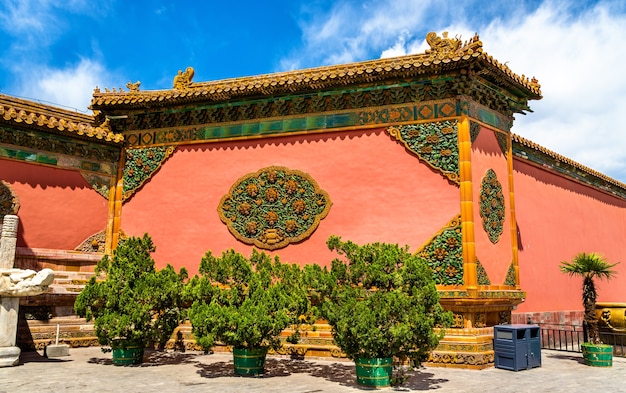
[0,347,624,392]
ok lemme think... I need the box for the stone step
[17,317,98,351]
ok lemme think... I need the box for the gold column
[506,134,521,288]
[458,116,477,288]
[105,149,125,254]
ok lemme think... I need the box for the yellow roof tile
[91,32,541,108]
[512,133,626,192]
[0,94,123,143]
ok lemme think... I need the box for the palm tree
[560,252,619,344]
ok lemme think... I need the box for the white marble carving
[0,215,55,367]
[0,268,55,296]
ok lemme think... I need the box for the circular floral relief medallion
[479,169,505,244]
[218,166,332,250]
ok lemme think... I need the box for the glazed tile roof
[90,32,542,109]
[0,94,123,143]
[512,133,626,198]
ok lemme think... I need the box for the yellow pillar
[105,149,125,254]
[506,135,521,288]
[458,116,477,288]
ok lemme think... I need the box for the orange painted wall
[514,159,626,312]
[471,127,513,285]
[0,159,109,250]
[122,128,460,274]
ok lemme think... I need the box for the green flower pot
[355,357,393,388]
[111,341,145,366]
[581,343,612,367]
[233,347,268,376]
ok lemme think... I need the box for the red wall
[122,128,460,273]
[514,159,626,312]
[0,159,109,250]
[471,127,514,285]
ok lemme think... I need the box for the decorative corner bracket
[123,146,176,201]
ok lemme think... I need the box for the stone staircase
[18,270,98,350]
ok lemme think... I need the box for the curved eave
[0,94,123,144]
[91,51,542,110]
[512,133,626,199]
[478,55,542,100]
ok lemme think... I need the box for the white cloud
[0,0,118,112]
[17,59,115,112]
[380,31,410,58]
[480,2,626,181]
[0,0,50,33]
[0,0,90,41]
[286,0,626,182]
[286,0,435,67]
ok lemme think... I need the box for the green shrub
[320,236,452,364]
[187,249,312,351]
[74,234,187,350]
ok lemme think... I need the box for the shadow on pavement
[195,356,448,391]
[400,369,450,391]
[142,350,202,366]
[87,349,202,367]
[18,350,69,364]
[195,358,361,388]
[543,351,584,365]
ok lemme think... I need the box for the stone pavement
[1,347,625,393]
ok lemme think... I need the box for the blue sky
[2,0,626,182]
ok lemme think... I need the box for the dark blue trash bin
[494,324,541,371]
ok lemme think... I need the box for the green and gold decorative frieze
[218,166,331,250]
[478,290,525,300]
[119,93,512,149]
[504,261,517,286]
[81,173,112,199]
[0,180,20,218]
[466,100,512,132]
[418,215,464,285]
[437,290,525,301]
[495,131,509,155]
[479,169,505,244]
[469,121,481,142]
[0,144,117,176]
[0,126,120,164]
[123,146,175,201]
[123,99,467,147]
[387,120,459,184]
[476,259,491,285]
[122,79,464,133]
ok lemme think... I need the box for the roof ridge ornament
[173,67,195,90]
[126,81,141,93]
[425,31,482,59]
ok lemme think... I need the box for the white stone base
[45,344,70,358]
[0,346,20,367]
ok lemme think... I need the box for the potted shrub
[318,236,452,387]
[74,234,188,365]
[560,252,619,367]
[187,249,311,375]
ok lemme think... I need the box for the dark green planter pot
[355,357,393,388]
[233,347,268,376]
[581,343,613,367]
[111,341,145,366]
